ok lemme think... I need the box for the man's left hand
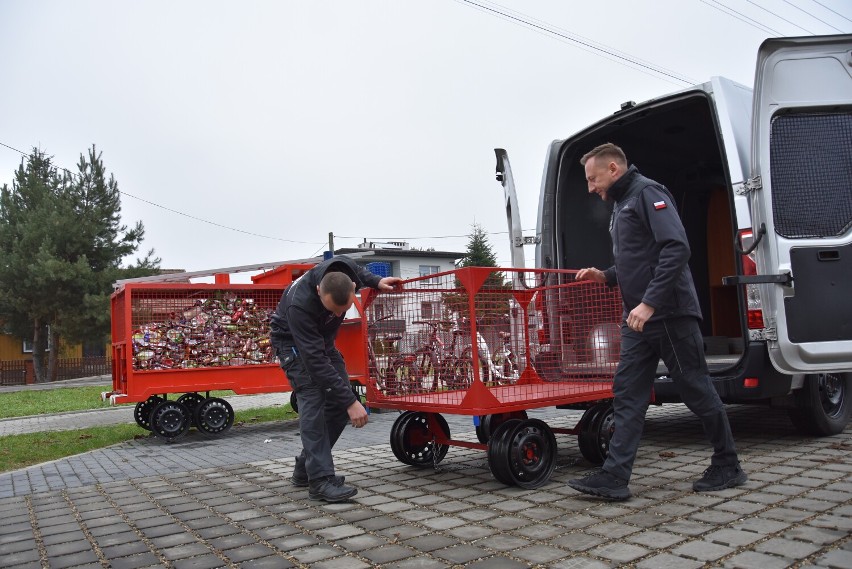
[627,302,655,332]
[377,277,403,291]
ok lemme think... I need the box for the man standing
[568,143,746,501]
[270,255,400,502]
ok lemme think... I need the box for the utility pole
[325,232,334,260]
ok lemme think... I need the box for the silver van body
[496,34,852,435]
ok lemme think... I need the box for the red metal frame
[361,267,621,416]
[108,262,373,405]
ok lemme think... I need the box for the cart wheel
[503,419,557,489]
[390,411,416,464]
[150,400,191,440]
[475,418,488,444]
[481,411,529,444]
[194,397,234,436]
[176,392,205,427]
[487,418,523,485]
[133,396,164,431]
[391,412,449,467]
[578,402,614,465]
[289,391,298,414]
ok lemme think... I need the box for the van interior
[552,92,745,369]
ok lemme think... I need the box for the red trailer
[361,267,623,488]
[105,261,371,440]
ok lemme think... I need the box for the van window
[770,112,852,238]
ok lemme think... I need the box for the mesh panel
[364,267,621,414]
[770,112,852,238]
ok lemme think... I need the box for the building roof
[335,248,465,260]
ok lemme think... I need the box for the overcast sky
[2,1,850,278]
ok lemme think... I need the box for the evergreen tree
[443,223,507,322]
[0,147,158,381]
[458,223,498,268]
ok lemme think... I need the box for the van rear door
[749,34,852,373]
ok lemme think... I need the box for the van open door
[494,149,528,274]
[748,34,852,374]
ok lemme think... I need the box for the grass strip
[0,386,232,419]
[0,405,297,473]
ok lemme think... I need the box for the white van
[496,34,852,436]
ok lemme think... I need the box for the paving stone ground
[1,389,850,568]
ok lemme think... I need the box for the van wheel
[788,372,852,436]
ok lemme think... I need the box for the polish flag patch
[653,200,667,210]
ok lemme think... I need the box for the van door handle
[722,273,793,286]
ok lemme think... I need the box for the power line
[0,141,325,246]
[699,0,783,35]
[809,0,852,25]
[456,0,698,86]
[782,0,846,32]
[747,0,816,34]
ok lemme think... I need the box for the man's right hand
[347,400,369,428]
[576,267,606,283]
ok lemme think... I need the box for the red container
[359,267,624,488]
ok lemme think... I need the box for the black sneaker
[568,470,630,501]
[291,471,345,488]
[693,464,747,492]
[308,477,358,502]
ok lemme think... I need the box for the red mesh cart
[107,280,287,440]
[361,267,623,488]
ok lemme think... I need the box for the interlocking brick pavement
[0,395,850,568]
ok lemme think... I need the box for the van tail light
[739,229,765,330]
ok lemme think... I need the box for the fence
[0,356,112,387]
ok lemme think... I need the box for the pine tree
[0,147,158,381]
[458,223,498,268]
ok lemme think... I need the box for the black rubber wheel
[504,419,557,489]
[487,418,523,485]
[133,395,164,430]
[194,397,234,436]
[150,400,191,440]
[289,391,298,414]
[481,411,529,444]
[176,392,205,427]
[788,372,852,436]
[578,402,614,465]
[577,403,606,462]
[390,411,416,464]
[392,412,450,467]
[475,417,488,444]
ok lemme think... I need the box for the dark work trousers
[603,316,739,482]
[280,349,351,482]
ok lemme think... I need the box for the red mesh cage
[110,283,286,402]
[362,267,622,415]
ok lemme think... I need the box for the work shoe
[291,472,345,487]
[693,464,748,492]
[567,470,631,501]
[308,476,358,502]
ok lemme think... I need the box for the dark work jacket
[601,165,702,323]
[270,256,382,405]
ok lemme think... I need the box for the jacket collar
[608,164,639,203]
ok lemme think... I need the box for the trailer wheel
[390,411,416,464]
[503,419,557,489]
[487,419,522,485]
[479,411,529,444]
[788,372,852,436]
[150,400,191,440]
[176,392,205,427]
[390,412,449,467]
[134,396,164,430]
[195,397,234,436]
[578,402,614,465]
